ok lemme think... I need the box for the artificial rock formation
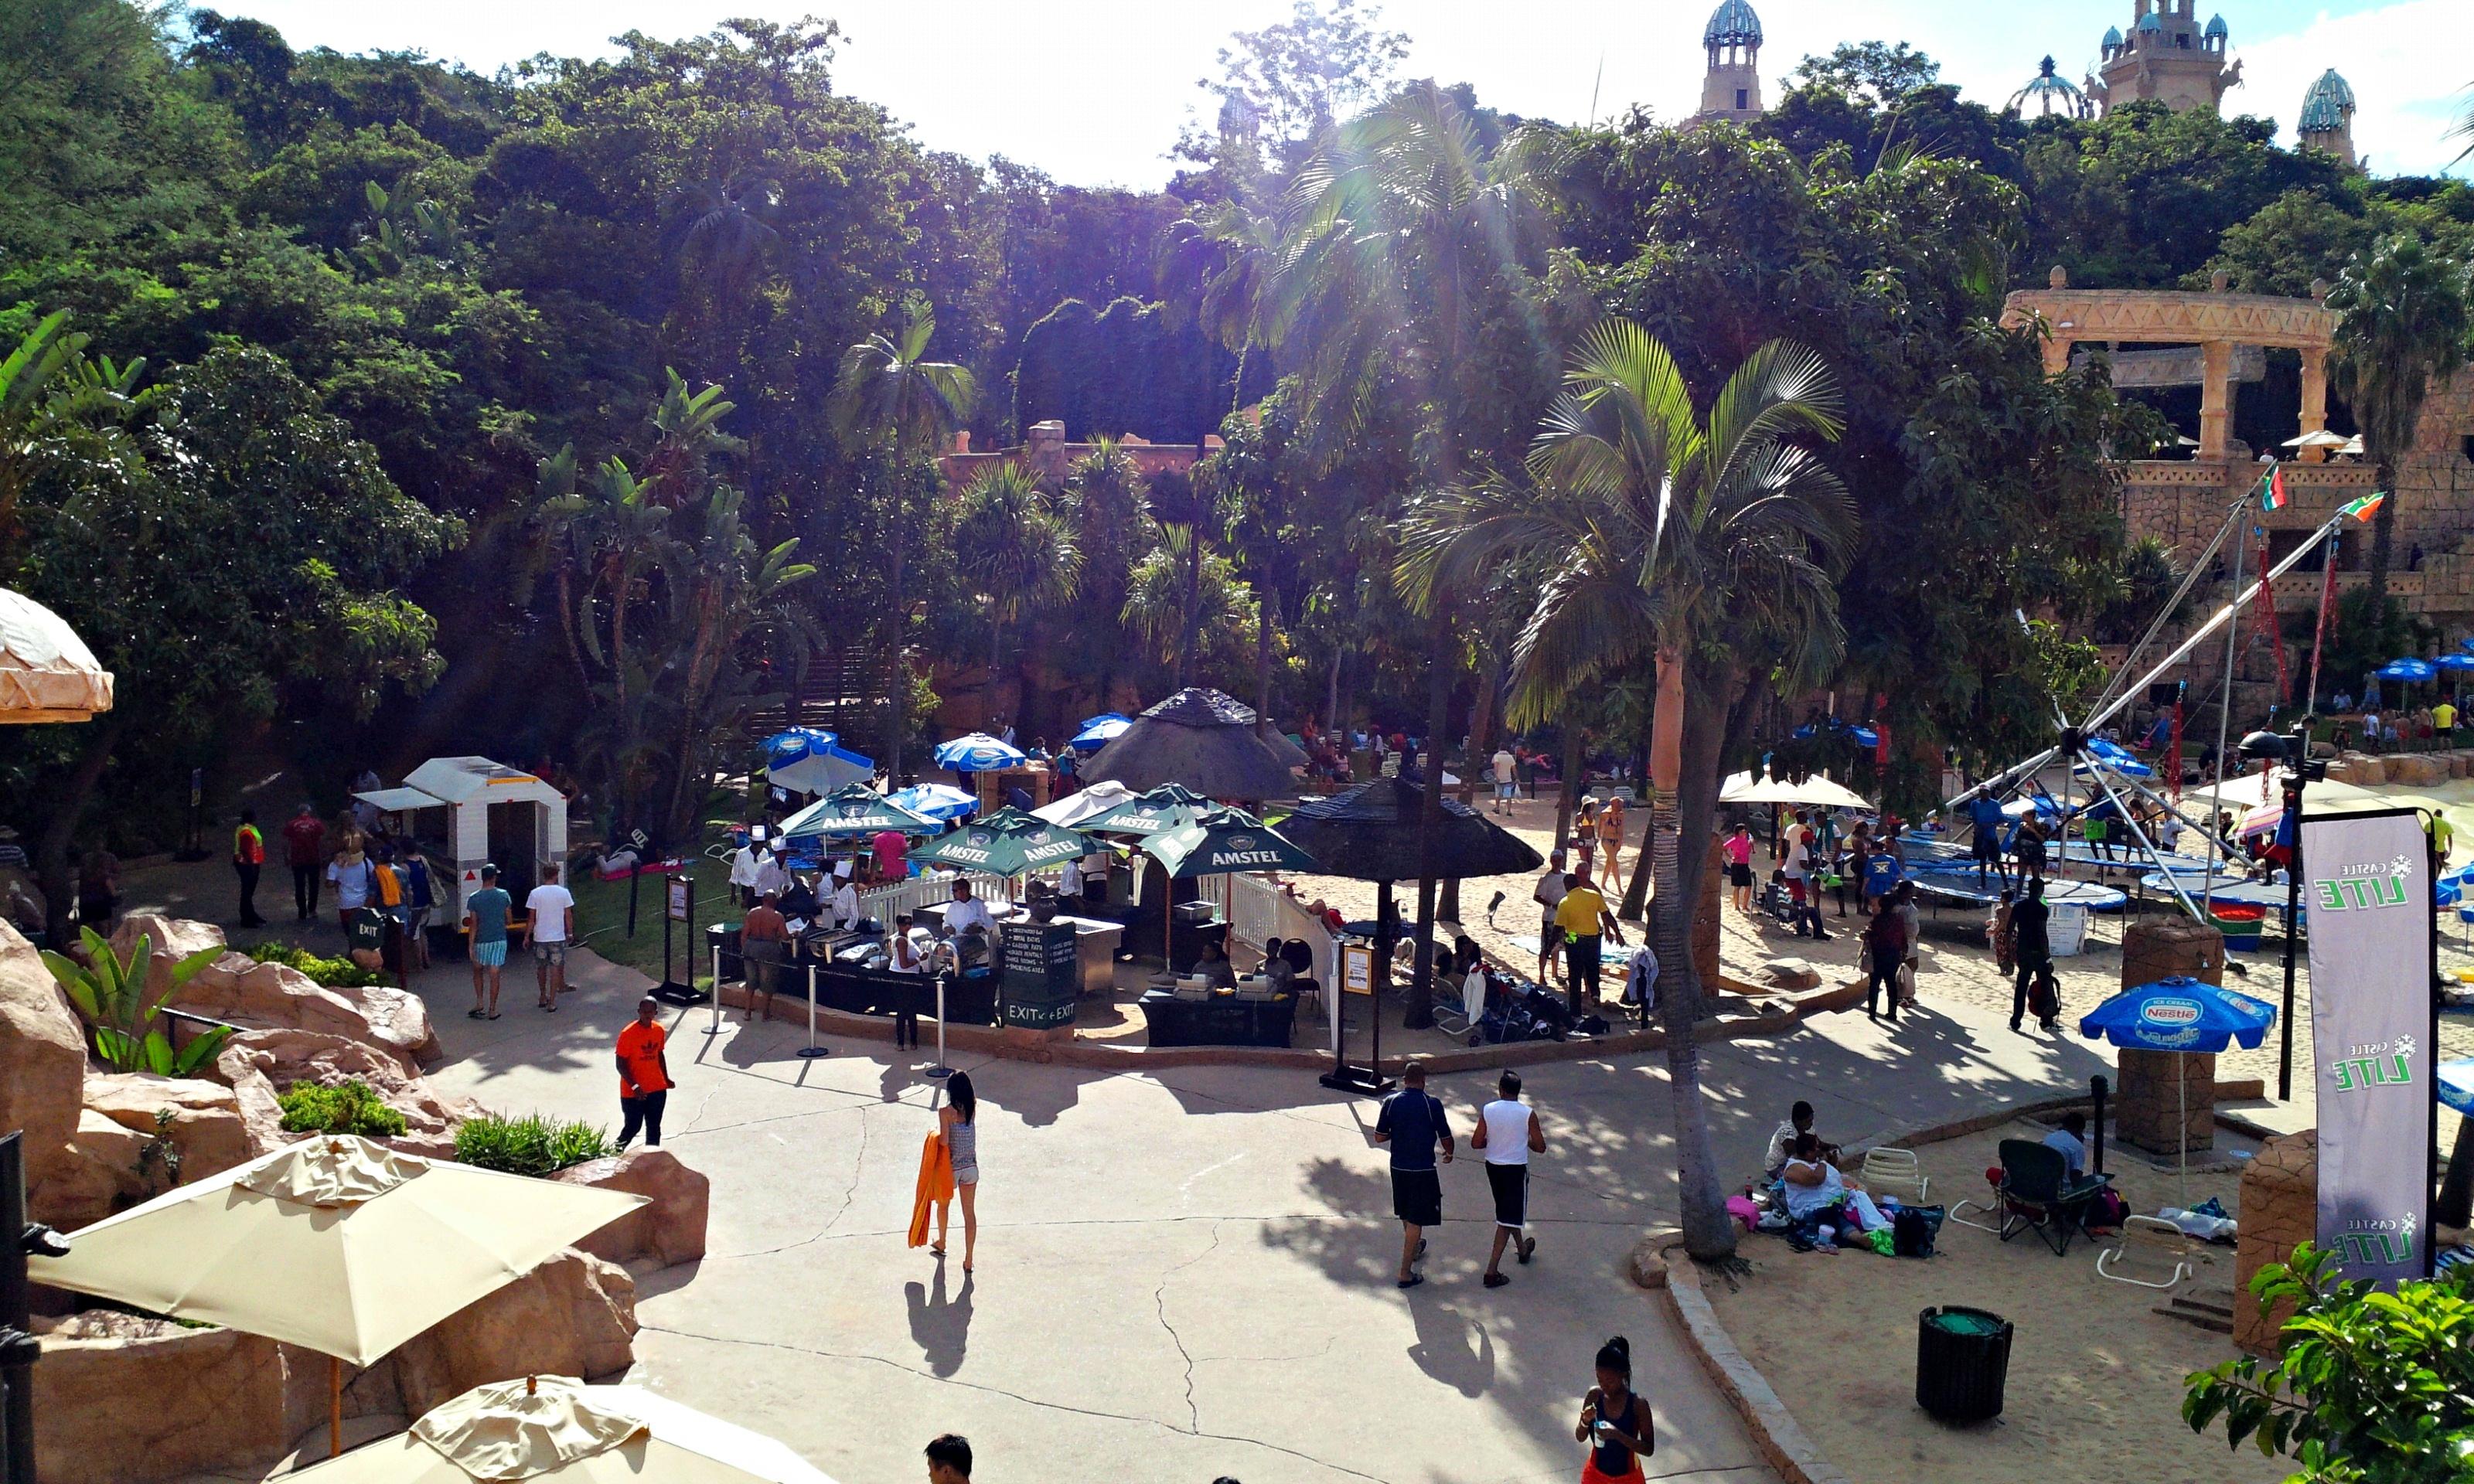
[2235,1129,2317,1356]
[210,1027,483,1159]
[33,1314,287,1484]
[347,1250,639,1421]
[82,1071,250,1181]
[550,1149,711,1268]
[0,919,87,1210]
[1757,958,1822,991]
[110,915,441,1069]
[2116,918,2224,1158]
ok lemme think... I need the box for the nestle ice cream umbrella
[2438,652,2474,709]
[888,781,980,823]
[1135,805,1318,965]
[2439,1059,2474,1230]
[286,1375,837,1483]
[2077,975,2277,1203]
[931,732,1027,774]
[1068,713,1133,751]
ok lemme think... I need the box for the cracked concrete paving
[413,947,2106,1484]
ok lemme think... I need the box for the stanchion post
[706,945,723,1036]
[799,962,829,1058]
[927,974,952,1081]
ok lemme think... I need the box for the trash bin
[1916,1305,2012,1422]
[706,921,743,985]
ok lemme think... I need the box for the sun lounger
[1859,1147,1930,1206]
[2097,1214,2196,1291]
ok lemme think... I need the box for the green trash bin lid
[1924,1308,2005,1337]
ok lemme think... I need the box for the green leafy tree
[1788,41,1942,107]
[952,461,1081,710]
[2327,236,2472,621]
[1402,325,1853,1262]
[43,926,230,1076]
[829,301,977,782]
[2185,1242,2474,1481]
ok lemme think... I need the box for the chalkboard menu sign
[1000,921,1079,1030]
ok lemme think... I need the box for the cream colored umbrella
[0,587,111,722]
[1719,768,1873,811]
[31,1136,646,1455]
[290,1377,837,1483]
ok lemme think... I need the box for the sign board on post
[1000,921,1078,1030]
[2301,808,2435,1283]
[666,876,690,924]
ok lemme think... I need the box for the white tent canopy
[0,587,111,723]
[397,757,568,924]
[1033,779,1139,829]
[1720,769,1873,811]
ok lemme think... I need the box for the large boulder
[374,1250,639,1419]
[33,1315,286,1484]
[0,920,87,1210]
[209,1028,483,1159]
[109,916,438,1070]
[38,1109,156,1230]
[83,1071,250,1183]
[1756,957,1822,992]
[2388,753,2449,788]
[551,1149,711,1268]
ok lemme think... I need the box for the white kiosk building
[353,756,569,926]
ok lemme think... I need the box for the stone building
[2085,1,2242,116]
[939,420,1211,489]
[2004,272,2474,692]
[2296,69,2359,169]
[1693,0,1765,124]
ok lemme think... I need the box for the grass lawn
[568,854,735,989]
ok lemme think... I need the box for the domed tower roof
[2299,69,2356,133]
[2102,24,2123,46]
[2134,10,2164,32]
[1703,0,1763,46]
[2009,56,2092,120]
[2203,13,2227,38]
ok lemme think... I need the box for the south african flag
[2260,463,2286,512]
[2338,491,2387,522]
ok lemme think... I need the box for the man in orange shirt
[615,996,673,1149]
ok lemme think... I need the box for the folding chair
[1859,1147,1930,1206]
[2097,1215,2197,1291]
[1948,1139,2111,1256]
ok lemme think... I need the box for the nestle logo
[2142,999,2203,1026]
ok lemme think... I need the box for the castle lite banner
[2302,808,2433,1284]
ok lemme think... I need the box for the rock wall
[0,920,87,1207]
[110,915,441,1070]
[2235,1129,2317,1356]
[33,1315,287,1484]
[550,1149,711,1268]
[210,1027,484,1160]
[2116,921,2223,1157]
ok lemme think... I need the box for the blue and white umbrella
[888,782,980,822]
[2440,1057,2474,1116]
[761,729,874,796]
[932,733,1027,773]
[1069,713,1133,751]
[2438,654,2474,675]
[2081,975,2278,1200]
[2379,657,2436,683]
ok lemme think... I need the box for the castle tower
[2085,1,2241,116]
[1695,0,1764,123]
[2297,69,2358,169]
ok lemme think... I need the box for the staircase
[743,648,893,745]
[2152,1286,2236,1334]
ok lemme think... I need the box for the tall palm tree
[829,301,977,784]
[2327,236,2471,621]
[1402,322,1852,1262]
[953,461,1082,713]
[1157,193,1289,420]
[1280,79,1556,1024]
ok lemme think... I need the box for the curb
[1655,1246,1854,1484]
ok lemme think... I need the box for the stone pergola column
[2199,340,2233,461]
[2297,345,2331,464]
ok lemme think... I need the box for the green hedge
[242,941,388,988]
[452,1113,613,1176]
[276,1079,407,1136]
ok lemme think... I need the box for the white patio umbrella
[1031,778,1138,829]
[31,1136,646,1456]
[1719,769,1873,811]
[0,587,111,723]
[289,1377,837,1483]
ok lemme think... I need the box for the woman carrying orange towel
[934,1071,981,1271]
[907,1122,952,1248]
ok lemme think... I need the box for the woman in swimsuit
[935,1070,980,1271]
[1576,1334,1653,1482]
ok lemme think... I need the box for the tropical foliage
[277,1078,409,1137]
[43,926,230,1076]
[452,1111,615,1176]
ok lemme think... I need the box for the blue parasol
[2078,975,2277,1053]
[888,782,980,822]
[932,733,1027,773]
[2378,657,2436,683]
[1069,713,1133,751]
[761,728,874,795]
[2439,654,2474,674]
[2441,1058,2474,1116]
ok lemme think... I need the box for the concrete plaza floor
[409,942,2123,1484]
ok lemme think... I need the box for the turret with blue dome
[1694,0,1765,122]
[2086,1,2243,117]
[2009,56,2094,121]
[2297,68,2358,168]
[1702,0,1762,47]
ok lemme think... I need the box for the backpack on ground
[1892,1205,1937,1258]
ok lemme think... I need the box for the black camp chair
[1951,1139,2112,1256]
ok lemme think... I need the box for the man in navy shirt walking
[1374,1058,1455,1290]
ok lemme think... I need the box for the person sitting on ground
[1763,1101,1838,1181]
[1781,1132,1860,1226]
[2043,1110,2091,1179]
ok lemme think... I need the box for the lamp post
[2241,725,2320,1101]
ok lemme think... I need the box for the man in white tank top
[1471,1069,1546,1287]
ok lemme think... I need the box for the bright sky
[220,0,2471,182]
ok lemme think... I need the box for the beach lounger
[2097,1214,2196,1291]
[1859,1147,1930,1206]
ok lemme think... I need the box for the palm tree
[829,301,977,784]
[1279,79,1557,1024]
[2327,236,2471,620]
[1062,439,1153,712]
[1402,322,1852,1262]
[1157,193,1288,420]
[952,461,1082,713]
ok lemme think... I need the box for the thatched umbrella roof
[1278,776,1543,883]
[1080,687,1299,799]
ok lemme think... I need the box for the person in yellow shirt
[2435,699,2459,738]
[1552,867,1625,1015]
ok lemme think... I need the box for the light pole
[2240,725,2319,1101]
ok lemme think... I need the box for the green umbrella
[907,805,1091,877]
[1076,783,1215,838]
[779,785,942,839]
[1139,805,1319,877]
